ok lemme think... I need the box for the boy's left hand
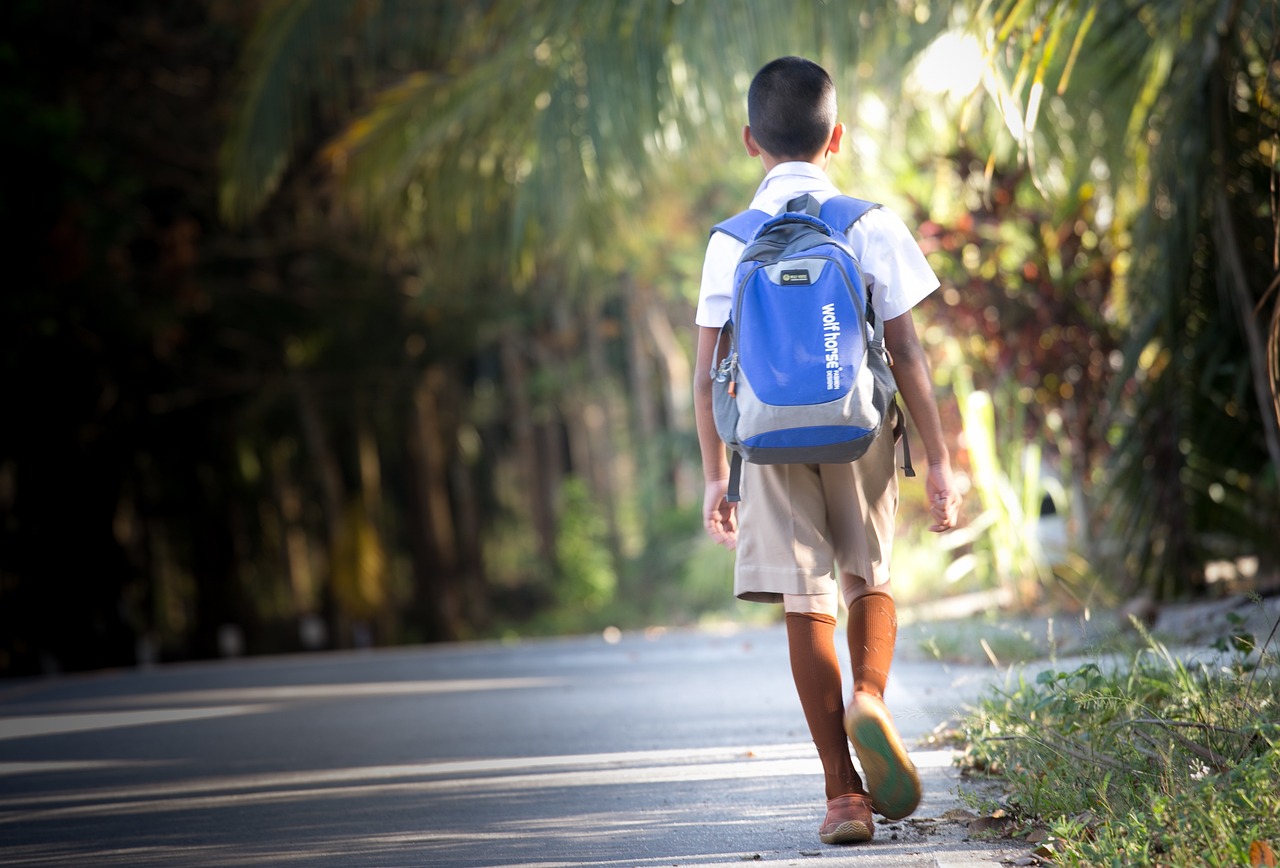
[703,479,738,550]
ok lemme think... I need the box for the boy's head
[746,56,838,162]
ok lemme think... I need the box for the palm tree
[971,0,1279,595]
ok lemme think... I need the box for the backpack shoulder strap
[819,195,881,233]
[710,209,772,244]
[712,196,878,242]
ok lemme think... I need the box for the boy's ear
[743,125,762,157]
[826,122,845,155]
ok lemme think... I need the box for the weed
[959,604,1280,865]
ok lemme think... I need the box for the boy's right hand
[703,479,738,550]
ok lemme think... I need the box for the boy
[693,56,961,846]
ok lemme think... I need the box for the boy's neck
[760,154,828,173]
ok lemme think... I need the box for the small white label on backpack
[822,303,841,390]
[781,269,811,285]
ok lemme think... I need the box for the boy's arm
[694,325,738,549]
[883,311,961,532]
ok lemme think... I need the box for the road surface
[0,623,1023,866]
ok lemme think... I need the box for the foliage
[551,476,616,617]
[910,154,1115,601]
[945,375,1059,601]
[220,1,946,248]
[965,0,1280,595]
[962,607,1280,865]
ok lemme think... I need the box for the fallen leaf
[1025,828,1048,845]
[968,815,1017,836]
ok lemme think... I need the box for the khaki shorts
[734,415,900,603]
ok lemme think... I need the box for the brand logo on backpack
[822,303,841,390]
[780,269,811,285]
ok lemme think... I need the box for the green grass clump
[961,611,1280,866]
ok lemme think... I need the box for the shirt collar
[752,161,836,202]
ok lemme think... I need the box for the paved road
[0,624,1023,867]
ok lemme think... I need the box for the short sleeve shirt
[695,162,939,328]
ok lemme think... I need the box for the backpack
[709,193,912,502]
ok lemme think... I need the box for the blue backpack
[710,193,911,501]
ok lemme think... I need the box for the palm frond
[218,0,488,225]
[219,0,356,224]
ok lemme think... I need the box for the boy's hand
[703,479,738,550]
[925,462,961,533]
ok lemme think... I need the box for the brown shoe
[818,792,874,844]
[845,692,921,820]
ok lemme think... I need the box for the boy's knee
[783,592,839,617]
[840,574,893,609]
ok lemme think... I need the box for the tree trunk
[271,441,317,620]
[405,364,467,640]
[625,278,660,449]
[1209,0,1280,478]
[449,422,489,631]
[292,372,345,645]
[500,332,557,567]
[577,297,622,556]
[628,277,696,505]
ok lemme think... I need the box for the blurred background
[1,0,1276,676]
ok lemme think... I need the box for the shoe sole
[819,820,873,844]
[846,699,921,820]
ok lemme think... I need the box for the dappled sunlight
[0,743,826,820]
[0,705,275,742]
[0,670,563,752]
[0,629,1005,865]
[0,676,560,746]
[44,678,565,710]
[0,736,964,864]
[0,759,170,777]
[39,743,955,809]
[907,32,985,98]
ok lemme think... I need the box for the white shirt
[695,162,940,328]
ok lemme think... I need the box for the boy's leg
[782,594,861,800]
[845,581,897,699]
[828,416,920,820]
[783,593,873,844]
[841,580,920,820]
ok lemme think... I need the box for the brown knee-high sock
[847,591,897,699]
[785,612,864,799]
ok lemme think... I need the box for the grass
[911,618,1050,666]
[900,607,1146,668]
[957,604,1280,866]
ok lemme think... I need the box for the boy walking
[693,56,961,845]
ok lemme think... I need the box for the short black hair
[747,56,837,160]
